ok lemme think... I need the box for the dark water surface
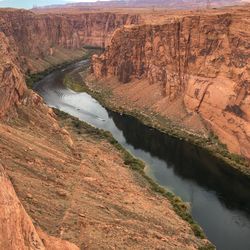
[35,60,250,250]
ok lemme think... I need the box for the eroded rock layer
[0,8,140,116]
[0,9,140,59]
[0,163,79,250]
[0,31,26,117]
[92,8,250,159]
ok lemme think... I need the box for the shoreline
[83,75,250,179]
[53,108,215,250]
[52,60,217,247]
[25,48,101,89]
[30,54,250,250]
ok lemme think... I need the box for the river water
[34,60,250,250]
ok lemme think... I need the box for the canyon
[0,6,211,250]
[0,8,140,117]
[0,3,250,249]
[91,5,250,161]
[0,88,208,249]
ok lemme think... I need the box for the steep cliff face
[0,31,26,118]
[92,9,250,158]
[0,8,140,116]
[0,9,140,60]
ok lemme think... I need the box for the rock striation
[0,163,79,250]
[0,9,140,59]
[0,8,140,117]
[0,31,26,118]
[92,8,250,158]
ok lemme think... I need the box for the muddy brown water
[34,60,250,250]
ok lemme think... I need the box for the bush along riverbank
[53,108,215,250]
[82,77,250,179]
[25,48,101,89]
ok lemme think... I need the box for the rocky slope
[0,87,208,249]
[0,163,79,250]
[91,7,250,159]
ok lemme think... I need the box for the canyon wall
[92,9,250,158]
[0,9,140,60]
[0,8,140,117]
[0,31,26,117]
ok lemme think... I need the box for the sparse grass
[198,244,217,250]
[63,75,87,92]
[53,108,215,249]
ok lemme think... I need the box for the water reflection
[109,111,250,213]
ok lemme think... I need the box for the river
[34,60,250,250]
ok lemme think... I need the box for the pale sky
[0,0,110,9]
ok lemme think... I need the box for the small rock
[57,189,68,197]
[27,193,33,199]
[98,205,106,209]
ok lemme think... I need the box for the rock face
[0,8,140,117]
[0,9,140,58]
[0,163,79,250]
[0,31,26,118]
[92,8,250,158]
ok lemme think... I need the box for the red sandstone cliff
[0,9,140,62]
[0,31,26,117]
[92,8,250,159]
[0,8,140,116]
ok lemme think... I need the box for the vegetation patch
[26,59,81,89]
[25,48,100,89]
[83,45,105,50]
[63,75,87,92]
